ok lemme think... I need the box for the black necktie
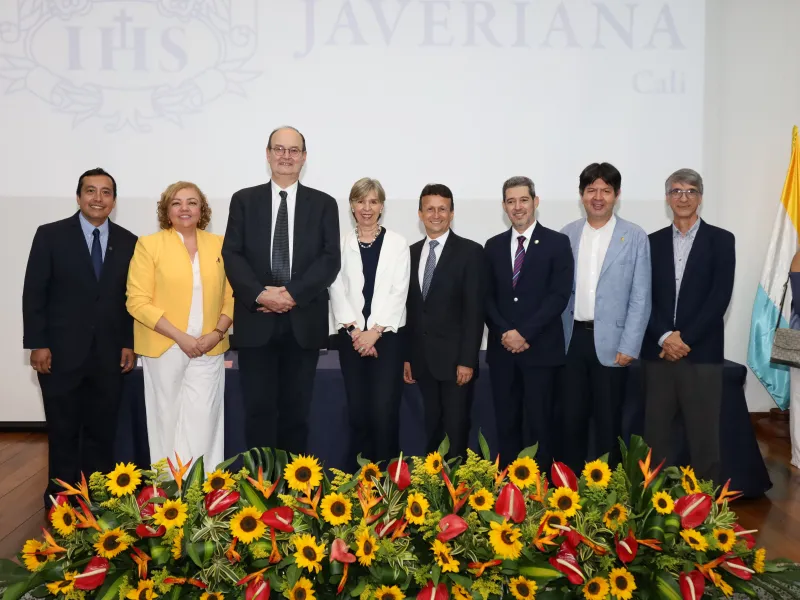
[91,228,103,280]
[272,190,290,285]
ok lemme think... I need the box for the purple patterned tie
[512,236,526,288]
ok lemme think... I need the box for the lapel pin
[217,257,221,263]
[534,239,539,244]
[620,237,624,242]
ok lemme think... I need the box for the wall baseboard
[0,422,46,432]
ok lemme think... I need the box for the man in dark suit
[403,184,485,460]
[643,169,735,482]
[222,126,340,455]
[485,177,573,467]
[23,168,137,509]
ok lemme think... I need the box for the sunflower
[285,455,323,491]
[469,489,494,511]
[681,466,700,494]
[153,499,188,530]
[549,487,582,518]
[609,568,636,600]
[172,529,183,559]
[582,460,611,488]
[374,586,404,600]
[680,528,709,552]
[359,463,382,487]
[46,571,77,595]
[753,548,766,574]
[424,452,444,475]
[230,506,266,544]
[603,504,628,530]
[106,462,141,496]
[452,584,471,600]
[201,593,225,600]
[22,539,50,572]
[509,576,537,600]
[489,520,522,560]
[431,540,460,573]
[356,529,378,566]
[203,469,235,493]
[583,577,610,600]
[652,491,674,515]
[50,502,77,536]
[321,492,353,526]
[508,456,539,489]
[293,533,325,573]
[539,510,568,536]
[713,528,736,553]
[94,527,130,559]
[289,577,316,600]
[405,492,429,525]
[126,579,156,600]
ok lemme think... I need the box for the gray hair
[502,176,536,200]
[349,177,386,204]
[665,168,703,195]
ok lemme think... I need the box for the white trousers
[790,368,800,468]
[142,348,225,471]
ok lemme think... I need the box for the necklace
[357,225,382,248]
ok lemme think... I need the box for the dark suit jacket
[406,231,486,381]
[485,223,574,367]
[642,220,735,363]
[222,182,340,349]
[22,212,137,375]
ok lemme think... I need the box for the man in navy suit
[643,169,735,482]
[485,177,573,467]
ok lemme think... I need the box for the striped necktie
[512,236,525,288]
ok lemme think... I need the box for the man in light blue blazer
[559,163,651,472]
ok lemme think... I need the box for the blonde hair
[349,177,386,205]
[157,181,212,230]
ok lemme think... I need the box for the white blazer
[329,228,410,333]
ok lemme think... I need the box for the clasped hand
[659,331,691,362]
[256,286,296,313]
[177,332,219,359]
[351,328,379,358]
[502,329,530,353]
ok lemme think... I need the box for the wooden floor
[0,427,798,561]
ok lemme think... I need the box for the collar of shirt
[426,228,451,249]
[78,211,109,238]
[512,221,536,243]
[672,216,702,239]
[271,179,298,201]
[583,214,617,236]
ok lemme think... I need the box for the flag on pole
[747,125,800,410]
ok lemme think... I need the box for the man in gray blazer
[559,163,651,471]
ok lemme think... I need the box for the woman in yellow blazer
[127,181,233,470]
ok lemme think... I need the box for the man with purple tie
[484,177,574,467]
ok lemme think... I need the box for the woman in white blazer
[329,178,410,466]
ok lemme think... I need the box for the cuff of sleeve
[658,331,673,347]
[138,306,166,330]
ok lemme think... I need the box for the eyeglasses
[669,189,700,199]
[271,145,303,158]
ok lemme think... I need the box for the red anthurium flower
[679,570,705,600]
[136,485,168,518]
[565,529,607,556]
[205,489,241,517]
[733,524,757,550]
[376,518,404,539]
[387,458,411,491]
[331,538,356,563]
[246,577,270,600]
[722,557,754,580]
[74,557,109,590]
[674,493,712,529]
[615,531,639,564]
[495,482,526,524]
[136,523,166,538]
[551,462,578,492]
[261,506,294,532]
[548,542,586,585]
[417,581,448,600]
[437,514,468,541]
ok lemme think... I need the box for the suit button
[570,310,574,314]
[513,297,518,302]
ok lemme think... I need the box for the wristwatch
[345,324,356,337]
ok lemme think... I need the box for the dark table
[116,353,771,498]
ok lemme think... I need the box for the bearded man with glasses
[642,169,735,482]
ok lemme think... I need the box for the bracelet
[213,328,225,341]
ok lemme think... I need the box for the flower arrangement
[1,435,798,600]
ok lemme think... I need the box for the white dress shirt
[574,216,616,321]
[510,222,537,268]
[418,229,451,290]
[271,179,298,271]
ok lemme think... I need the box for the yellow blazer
[127,228,234,358]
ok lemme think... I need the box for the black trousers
[338,329,404,468]
[644,360,722,482]
[559,322,628,472]
[238,316,319,456]
[490,359,557,468]
[39,346,123,509]
[417,369,474,461]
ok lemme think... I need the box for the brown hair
[157,181,212,230]
[349,177,386,205]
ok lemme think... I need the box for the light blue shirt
[658,217,701,346]
[78,212,109,260]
